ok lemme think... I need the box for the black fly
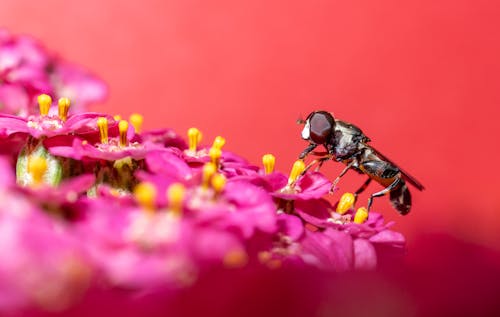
[298,111,424,215]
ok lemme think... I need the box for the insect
[298,110,424,215]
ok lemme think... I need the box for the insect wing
[365,144,425,191]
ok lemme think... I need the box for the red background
[1,0,499,251]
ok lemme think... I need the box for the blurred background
[1,0,499,253]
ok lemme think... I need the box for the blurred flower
[0,99,407,315]
[0,157,92,312]
[0,28,106,116]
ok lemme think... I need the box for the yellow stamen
[187,127,202,152]
[28,156,47,185]
[336,192,356,214]
[133,182,157,212]
[258,252,281,269]
[223,250,248,268]
[211,173,226,194]
[118,120,129,147]
[167,183,185,217]
[212,136,226,150]
[57,97,70,121]
[113,115,122,121]
[288,160,305,185]
[202,163,216,188]
[97,117,108,144]
[262,154,276,175]
[354,207,369,224]
[37,94,52,116]
[129,113,143,133]
[209,147,222,166]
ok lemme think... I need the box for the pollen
[211,173,226,194]
[262,154,276,174]
[354,207,369,224]
[288,160,306,185]
[57,97,70,121]
[258,251,272,263]
[209,147,222,166]
[118,120,129,147]
[336,192,356,214]
[97,117,108,144]
[133,182,157,213]
[167,183,185,217]
[37,94,52,117]
[202,163,216,189]
[187,127,202,152]
[28,156,47,186]
[212,136,226,150]
[129,113,143,133]
[223,249,248,268]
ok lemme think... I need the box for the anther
[113,114,122,121]
[97,117,108,144]
[57,97,70,121]
[258,251,272,263]
[262,154,276,175]
[336,192,356,214]
[223,250,248,268]
[288,160,306,185]
[187,128,202,152]
[167,183,185,217]
[258,251,281,269]
[211,173,226,194]
[133,182,157,213]
[118,120,129,147]
[212,136,226,150]
[129,113,143,133]
[37,94,52,116]
[202,163,216,188]
[209,147,222,166]
[28,156,47,186]
[354,207,369,224]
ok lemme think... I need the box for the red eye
[308,111,335,144]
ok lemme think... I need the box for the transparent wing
[365,144,425,191]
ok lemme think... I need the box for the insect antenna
[296,114,305,125]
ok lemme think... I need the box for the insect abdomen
[359,160,400,187]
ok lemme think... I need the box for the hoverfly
[298,110,424,215]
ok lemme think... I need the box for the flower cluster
[0,92,405,313]
[0,29,106,117]
[0,31,405,314]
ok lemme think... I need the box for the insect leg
[314,156,331,172]
[353,177,372,201]
[330,160,356,192]
[366,177,401,211]
[302,155,331,175]
[298,143,318,159]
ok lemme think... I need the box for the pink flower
[272,171,332,201]
[186,179,278,238]
[139,128,187,150]
[48,137,154,161]
[50,62,107,114]
[0,29,106,116]
[0,111,115,139]
[0,189,92,312]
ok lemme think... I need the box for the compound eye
[309,112,334,144]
